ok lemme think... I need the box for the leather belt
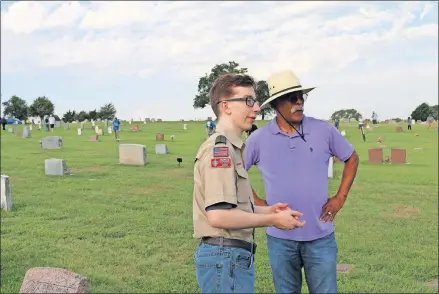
[201,237,256,254]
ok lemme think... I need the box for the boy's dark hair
[209,73,256,117]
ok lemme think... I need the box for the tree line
[1,95,117,123]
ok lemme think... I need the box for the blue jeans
[194,243,255,293]
[267,232,338,294]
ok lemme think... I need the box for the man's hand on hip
[320,194,346,223]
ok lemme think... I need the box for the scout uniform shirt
[193,125,255,243]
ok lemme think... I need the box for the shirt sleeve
[205,202,236,211]
[202,144,238,209]
[329,124,354,162]
[244,135,259,171]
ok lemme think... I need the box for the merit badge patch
[213,146,229,157]
[211,158,232,168]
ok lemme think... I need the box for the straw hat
[260,70,316,109]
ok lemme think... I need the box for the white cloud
[1,1,437,120]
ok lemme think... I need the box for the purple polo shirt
[245,115,354,241]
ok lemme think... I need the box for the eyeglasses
[287,93,308,104]
[217,97,259,107]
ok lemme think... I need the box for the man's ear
[220,101,232,115]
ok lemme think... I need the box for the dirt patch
[70,166,109,173]
[337,264,354,273]
[393,206,419,217]
[9,177,24,183]
[426,279,438,289]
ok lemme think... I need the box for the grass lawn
[1,120,438,293]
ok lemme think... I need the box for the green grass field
[1,120,438,293]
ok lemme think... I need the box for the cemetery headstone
[170,135,175,142]
[80,122,84,129]
[8,128,14,133]
[44,159,70,176]
[157,118,162,122]
[95,126,99,134]
[396,126,403,132]
[155,144,168,154]
[89,135,99,142]
[77,128,82,136]
[145,118,151,123]
[64,123,69,130]
[29,125,33,131]
[22,126,31,138]
[19,267,87,293]
[38,124,42,130]
[130,125,140,132]
[183,124,187,130]
[108,127,112,134]
[328,157,334,178]
[391,148,406,164]
[41,136,63,149]
[97,128,103,136]
[340,130,346,137]
[104,119,108,129]
[92,121,95,127]
[412,119,415,125]
[156,133,164,141]
[55,121,61,128]
[119,144,147,166]
[368,148,383,163]
[207,116,212,120]
[1,175,12,211]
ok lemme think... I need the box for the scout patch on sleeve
[211,158,232,168]
[213,146,229,157]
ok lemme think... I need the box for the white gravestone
[119,144,147,166]
[22,126,31,138]
[55,121,61,128]
[8,128,14,133]
[64,123,70,130]
[95,126,99,134]
[1,175,12,211]
[328,157,334,178]
[45,159,70,176]
[183,124,187,130]
[29,125,33,131]
[341,130,346,137]
[108,127,112,134]
[92,121,95,127]
[77,128,82,136]
[155,144,168,155]
[41,136,63,149]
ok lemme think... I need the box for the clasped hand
[269,203,306,230]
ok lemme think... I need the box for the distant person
[44,117,50,131]
[372,111,378,125]
[407,116,412,130]
[112,117,120,141]
[1,117,6,130]
[206,117,216,138]
[245,123,258,138]
[427,115,434,130]
[334,118,340,130]
[49,115,55,132]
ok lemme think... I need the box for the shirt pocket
[235,166,252,207]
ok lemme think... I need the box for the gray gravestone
[119,144,147,166]
[41,136,63,149]
[104,119,108,129]
[45,159,70,176]
[22,126,31,138]
[155,144,168,155]
[64,123,69,130]
[55,121,61,128]
[1,175,12,211]
[19,267,87,293]
[80,122,84,129]
[8,128,14,133]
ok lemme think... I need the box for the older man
[245,70,359,293]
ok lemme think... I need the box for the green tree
[331,109,361,122]
[28,96,55,119]
[62,110,76,122]
[430,104,438,120]
[255,80,273,120]
[193,61,248,109]
[98,103,117,120]
[411,103,432,121]
[2,95,29,120]
[76,111,88,121]
[88,109,98,120]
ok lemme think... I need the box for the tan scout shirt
[193,125,255,243]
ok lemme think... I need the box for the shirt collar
[215,124,244,149]
[269,115,311,137]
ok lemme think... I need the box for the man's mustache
[291,106,304,113]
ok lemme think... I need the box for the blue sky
[1,1,438,121]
